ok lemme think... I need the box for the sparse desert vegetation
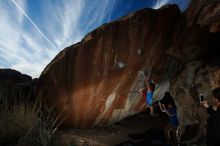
[0,99,62,146]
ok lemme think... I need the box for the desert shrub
[0,99,63,146]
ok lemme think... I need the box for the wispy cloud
[153,0,191,11]
[0,0,57,77]
[107,0,116,23]
[0,1,25,64]
[154,0,170,9]
[80,0,117,34]
[12,0,56,49]
[0,0,85,78]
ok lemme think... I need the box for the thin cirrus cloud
[0,0,57,78]
[0,0,189,78]
[154,0,191,10]
[12,0,56,49]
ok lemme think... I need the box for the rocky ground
[52,111,168,146]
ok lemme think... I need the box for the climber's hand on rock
[201,100,209,108]
[138,88,144,93]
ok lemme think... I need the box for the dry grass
[0,100,63,146]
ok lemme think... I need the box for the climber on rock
[139,79,155,116]
[201,87,220,146]
[146,79,156,116]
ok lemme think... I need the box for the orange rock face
[37,3,217,128]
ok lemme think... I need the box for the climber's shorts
[146,92,153,106]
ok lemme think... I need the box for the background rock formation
[170,62,220,144]
[0,69,37,104]
[169,0,220,144]
[38,0,220,129]
[185,0,220,32]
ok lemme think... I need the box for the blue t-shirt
[167,107,179,126]
[146,91,153,106]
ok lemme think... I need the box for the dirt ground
[52,111,168,146]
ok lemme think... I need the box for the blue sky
[0,0,190,78]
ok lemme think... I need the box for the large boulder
[38,2,218,128]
